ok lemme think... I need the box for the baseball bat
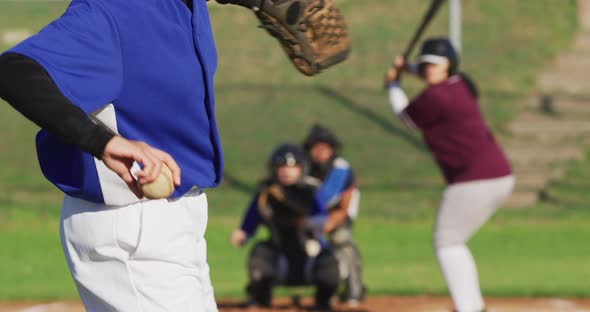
[402,0,447,60]
[387,0,446,86]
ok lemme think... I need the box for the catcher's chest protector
[259,183,316,223]
[257,182,318,251]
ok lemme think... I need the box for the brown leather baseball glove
[216,0,351,76]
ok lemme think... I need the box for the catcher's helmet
[302,124,341,152]
[269,143,307,170]
[418,37,459,75]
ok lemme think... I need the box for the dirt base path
[2,296,590,312]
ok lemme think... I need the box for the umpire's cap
[302,124,341,152]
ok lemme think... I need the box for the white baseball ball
[138,163,175,199]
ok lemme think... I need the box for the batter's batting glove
[215,0,352,76]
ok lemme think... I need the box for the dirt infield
[2,296,590,312]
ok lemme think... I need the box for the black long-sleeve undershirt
[0,52,115,159]
[0,0,194,159]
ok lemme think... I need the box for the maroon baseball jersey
[405,75,511,184]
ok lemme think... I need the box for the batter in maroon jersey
[385,37,514,312]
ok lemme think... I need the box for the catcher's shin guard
[313,250,339,307]
[247,242,278,306]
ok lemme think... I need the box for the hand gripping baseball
[101,136,181,199]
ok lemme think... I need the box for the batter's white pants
[434,175,515,312]
[59,190,218,312]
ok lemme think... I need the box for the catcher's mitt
[217,0,351,76]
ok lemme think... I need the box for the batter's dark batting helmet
[418,37,459,75]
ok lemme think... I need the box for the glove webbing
[256,0,326,65]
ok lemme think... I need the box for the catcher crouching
[229,144,339,310]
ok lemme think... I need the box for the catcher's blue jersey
[8,0,223,204]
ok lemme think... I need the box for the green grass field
[2,210,590,300]
[1,0,589,301]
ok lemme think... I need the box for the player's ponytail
[458,72,479,99]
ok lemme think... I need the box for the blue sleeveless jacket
[7,0,222,205]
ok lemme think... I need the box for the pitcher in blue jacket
[0,0,224,310]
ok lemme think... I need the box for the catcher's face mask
[276,165,302,186]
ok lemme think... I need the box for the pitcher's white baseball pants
[60,190,217,312]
